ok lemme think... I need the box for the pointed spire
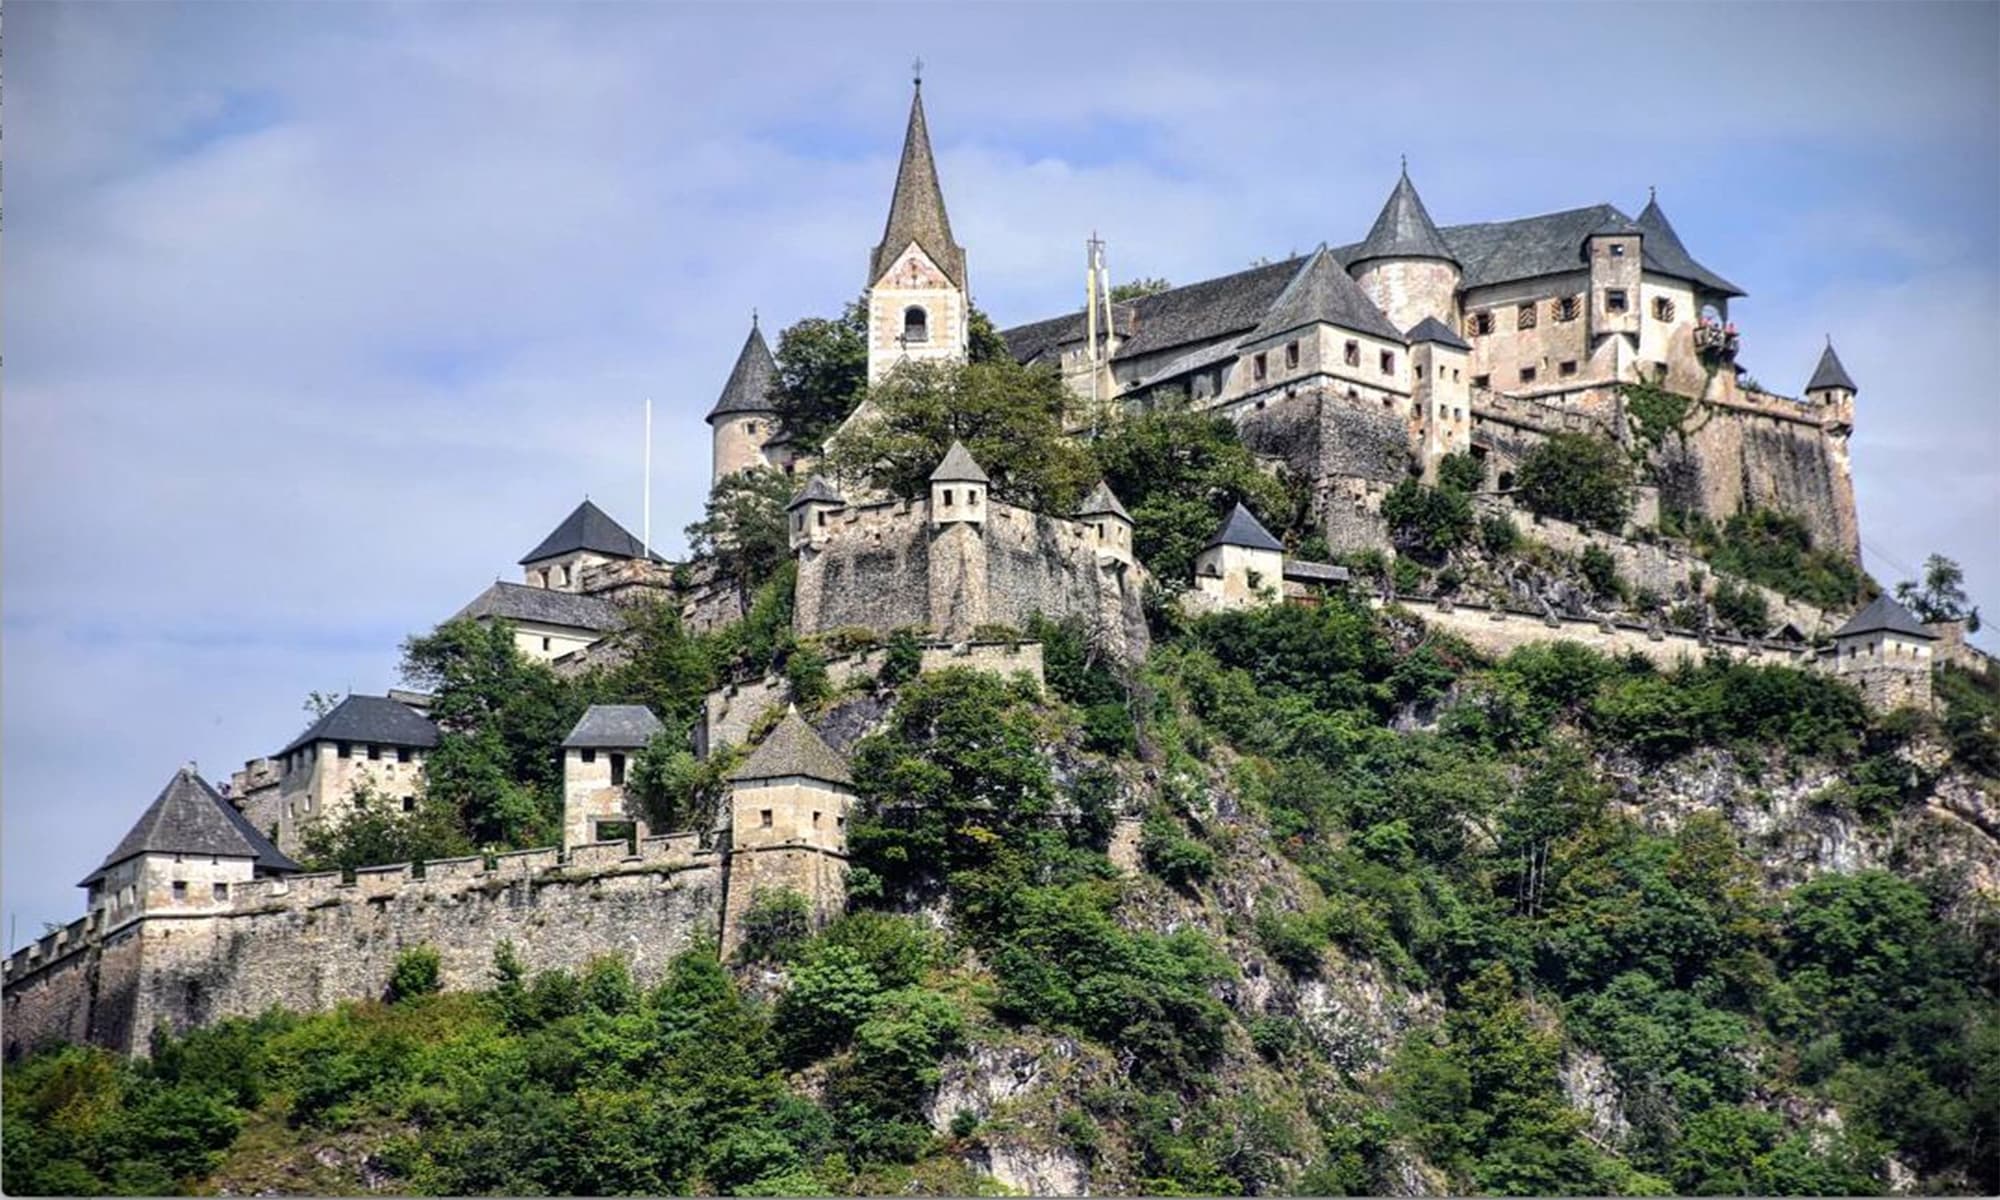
[1077,480,1131,522]
[729,709,853,785]
[929,439,989,483]
[1248,245,1403,344]
[706,319,778,423]
[1635,191,1744,297]
[1351,165,1457,267]
[869,80,966,289]
[1806,339,1858,395]
[79,766,300,885]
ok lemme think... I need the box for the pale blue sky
[6,1,1997,935]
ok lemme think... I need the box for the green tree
[1109,277,1173,302]
[388,946,443,1002]
[1380,478,1474,559]
[1897,553,1980,630]
[1515,432,1635,531]
[298,781,471,873]
[684,468,796,598]
[772,299,868,456]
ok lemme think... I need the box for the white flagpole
[643,397,653,556]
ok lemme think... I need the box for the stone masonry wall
[3,836,719,1059]
[1377,593,1816,672]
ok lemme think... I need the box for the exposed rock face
[1561,1047,1632,1146]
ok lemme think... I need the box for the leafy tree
[772,298,868,456]
[1578,543,1621,599]
[1515,432,1635,531]
[823,358,1098,513]
[736,888,812,964]
[388,947,443,1002]
[965,306,1012,364]
[1380,478,1473,559]
[1109,277,1173,302]
[584,599,714,738]
[1710,578,1771,637]
[684,468,796,598]
[298,782,471,873]
[1897,553,1980,631]
[1436,452,1485,495]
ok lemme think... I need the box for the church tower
[866,72,969,385]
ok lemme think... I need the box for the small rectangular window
[1471,312,1494,336]
[609,753,626,786]
[817,511,827,527]
[1344,340,1360,367]
[1516,303,1537,330]
[1379,351,1395,375]
[1606,289,1628,313]
[1559,360,1578,378]
[213,882,228,901]
[172,881,188,901]
[943,488,954,507]
[1253,352,1268,381]
[1520,366,1538,384]
[1610,243,1626,257]
[1652,296,1676,321]
[1556,296,1579,321]
[397,747,412,764]
[403,796,416,813]
[760,809,773,828]
[581,748,596,763]
[541,636,552,652]
[367,744,381,761]
[812,811,822,827]
[337,742,351,759]
[1472,374,1490,389]
[1285,341,1300,369]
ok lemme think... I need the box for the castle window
[1415,364,1425,380]
[1560,360,1578,377]
[1344,340,1360,367]
[1285,341,1300,369]
[943,488,954,507]
[794,513,804,533]
[581,748,596,764]
[403,796,415,813]
[1253,353,1267,381]
[760,809,773,828]
[1520,365,1538,384]
[1471,312,1494,336]
[1556,296,1579,321]
[213,882,228,901]
[609,753,626,786]
[398,747,412,763]
[817,511,827,527]
[367,744,381,761]
[541,636,552,652]
[172,881,188,902]
[746,421,759,435]
[1610,243,1626,257]
[1472,374,1490,389]
[558,565,571,586]
[1605,289,1629,313]
[1652,296,1676,321]
[337,742,351,759]
[902,306,929,344]
[1516,303,1537,330]
[1453,368,1461,382]
[1380,351,1395,375]
[812,811,822,828]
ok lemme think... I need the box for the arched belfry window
[903,306,929,344]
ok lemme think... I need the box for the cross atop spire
[912,56,923,87]
[869,76,966,289]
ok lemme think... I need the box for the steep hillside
[6,597,1996,1197]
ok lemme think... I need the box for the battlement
[1471,385,1620,437]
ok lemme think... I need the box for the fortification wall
[973,504,1148,662]
[3,836,719,1059]
[1377,593,1814,671]
[1674,400,1858,559]
[702,641,1047,752]
[794,502,933,635]
[1236,386,1410,553]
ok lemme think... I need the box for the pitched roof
[81,767,300,885]
[1806,340,1858,394]
[280,694,440,757]
[787,474,845,509]
[1205,502,1284,552]
[1246,246,1404,344]
[455,581,624,635]
[706,319,779,422]
[728,709,853,785]
[1404,315,1471,351]
[869,83,966,289]
[1831,594,1934,641]
[1350,168,1457,266]
[929,440,989,483]
[1077,480,1131,521]
[519,500,653,565]
[563,704,665,749]
[1635,195,1745,297]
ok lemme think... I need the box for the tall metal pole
[642,397,652,557]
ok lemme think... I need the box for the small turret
[1349,163,1461,333]
[1584,209,1643,349]
[1406,316,1473,480]
[787,474,846,551]
[561,705,664,849]
[1804,337,1858,430]
[1827,594,1934,712]
[707,316,780,483]
[929,441,989,527]
[1076,480,1134,565]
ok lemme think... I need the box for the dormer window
[1253,353,1267,381]
[903,306,929,344]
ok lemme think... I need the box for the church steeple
[869,77,966,289]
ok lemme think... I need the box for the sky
[6,1,1998,937]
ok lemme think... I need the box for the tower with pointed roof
[520,498,656,592]
[562,705,666,849]
[719,709,855,958]
[707,316,783,484]
[1350,165,1462,334]
[928,439,989,528]
[1077,480,1134,566]
[1804,338,1857,423]
[787,474,847,551]
[1827,593,1936,712]
[1192,503,1287,611]
[83,765,300,932]
[866,75,969,386]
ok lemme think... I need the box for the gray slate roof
[788,474,845,509]
[729,710,853,785]
[870,84,966,289]
[520,499,654,565]
[1283,560,1352,584]
[1206,502,1284,553]
[280,694,440,757]
[1404,315,1471,351]
[1832,594,1934,641]
[455,581,624,635]
[1076,481,1131,522]
[1247,246,1404,344]
[1636,196,1744,297]
[1806,341,1858,394]
[81,767,301,885]
[929,440,990,483]
[563,705,665,750]
[1350,169,1457,266]
[707,320,779,422]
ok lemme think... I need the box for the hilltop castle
[2,77,1948,1061]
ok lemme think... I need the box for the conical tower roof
[1205,502,1284,553]
[1350,166,1458,267]
[1806,339,1858,394]
[729,709,853,785]
[81,766,300,885]
[1832,593,1933,640]
[1077,481,1131,522]
[706,319,779,423]
[519,499,653,565]
[1247,245,1403,344]
[929,440,990,483]
[1636,193,1744,297]
[869,82,966,289]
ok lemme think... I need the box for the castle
[1,77,1951,1061]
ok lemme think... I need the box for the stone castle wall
[1671,390,1859,558]
[3,835,720,1060]
[1377,593,1817,671]
[1235,385,1411,553]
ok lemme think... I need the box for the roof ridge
[1246,245,1403,344]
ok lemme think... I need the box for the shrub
[1515,433,1635,531]
[1140,811,1214,889]
[878,627,923,688]
[388,946,442,1002]
[784,644,831,708]
[1579,544,1621,599]
[736,888,812,964]
[1479,512,1521,555]
[1381,479,1474,558]
[1711,580,1771,637]
[1437,452,1485,495]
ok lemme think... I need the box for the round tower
[707,316,780,484]
[1348,164,1461,334]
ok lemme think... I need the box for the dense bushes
[1514,432,1635,531]
[1695,509,1870,610]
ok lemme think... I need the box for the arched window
[903,306,929,344]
